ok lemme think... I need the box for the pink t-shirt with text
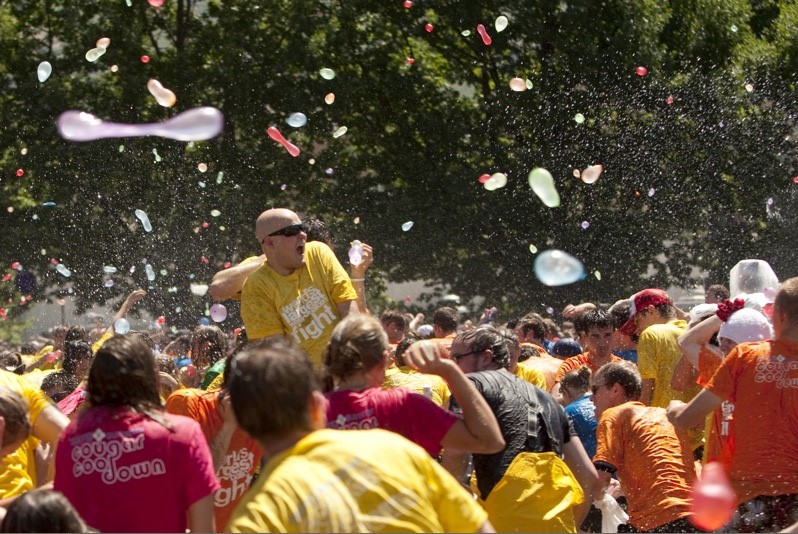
[325,387,457,456]
[54,406,220,533]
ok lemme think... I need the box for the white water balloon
[57,107,224,142]
[37,61,52,82]
[534,250,584,286]
[528,168,561,207]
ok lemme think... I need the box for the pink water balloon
[57,107,224,142]
[210,303,228,323]
[690,462,737,531]
[476,24,492,45]
[267,126,300,157]
[635,66,648,77]
[148,0,164,6]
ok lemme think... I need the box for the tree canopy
[1,0,796,328]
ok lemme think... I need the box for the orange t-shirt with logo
[594,401,696,531]
[705,339,798,505]
[166,389,263,531]
[554,352,623,383]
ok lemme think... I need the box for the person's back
[703,338,798,504]
[594,402,696,530]
[230,428,487,533]
[638,320,700,406]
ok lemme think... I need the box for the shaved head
[255,208,301,244]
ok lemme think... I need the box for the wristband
[350,277,365,282]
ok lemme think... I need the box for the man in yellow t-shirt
[0,370,69,500]
[226,338,492,533]
[240,209,358,366]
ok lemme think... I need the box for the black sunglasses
[452,349,481,362]
[265,222,307,240]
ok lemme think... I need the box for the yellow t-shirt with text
[229,429,487,533]
[240,242,357,366]
[0,370,54,497]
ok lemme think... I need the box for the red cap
[620,288,673,336]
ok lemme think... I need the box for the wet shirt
[452,369,573,500]
[564,394,598,459]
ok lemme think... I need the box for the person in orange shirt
[551,309,623,403]
[514,314,562,391]
[428,307,458,358]
[592,361,698,533]
[668,277,798,532]
[166,356,263,531]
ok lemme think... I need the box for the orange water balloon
[690,462,737,531]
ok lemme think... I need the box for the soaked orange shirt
[705,339,798,505]
[594,401,696,531]
[554,352,623,383]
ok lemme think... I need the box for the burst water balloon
[114,318,130,334]
[690,462,737,531]
[134,209,153,232]
[210,304,228,323]
[528,168,560,207]
[476,24,492,45]
[286,112,307,128]
[37,61,52,82]
[147,79,177,107]
[495,15,509,32]
[57,107,224,142]
[266,126,300,157]
[581,164,603,184]
[484,173,507,191]
[534,250,584,286]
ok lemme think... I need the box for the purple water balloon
[209,303,227,323]
[57,107,224,142]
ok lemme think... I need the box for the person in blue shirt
[561,366,597,459]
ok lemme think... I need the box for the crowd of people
[0,206,794,533]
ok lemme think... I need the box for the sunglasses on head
[264,222,307,241]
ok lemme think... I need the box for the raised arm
[106,289,147,336]
[404,342,504,454]
[677,314,723,369]
[209,255,265,301]
[349,242,373,315]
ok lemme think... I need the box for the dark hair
[517,314,547,342]
[64,325,88,344]
[608,300,632,330]
[380,309,407,331]
[192,326,227,367]
[432,307,458,333]
[580,309,615,332]
[0,387,30,448]
[543,318,561,337]
[62,340,92,377]
[394,332,420,367]
[86,335,165,423]
[706,284,730,302]
[323,315,387,380]
[455,325,510,369]
[228,337,319,442]
[0,489,87,533]
[155,355,178,378]
[305,218,335,247]
[518,344,540,362]
[41,372,78,403]
[654,303,677,320]
[497,327,520,354]
[594,361,642,401]
[0,352,23,375]
[561,366,591,397]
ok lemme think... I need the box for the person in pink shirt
[54,334,219,533]
[324,314,504,459]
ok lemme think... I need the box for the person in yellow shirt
[226,337,494,533]
[498,328,546,389]
[0,369,69,503]
[240,209,359,366]
[382,333,451,408]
